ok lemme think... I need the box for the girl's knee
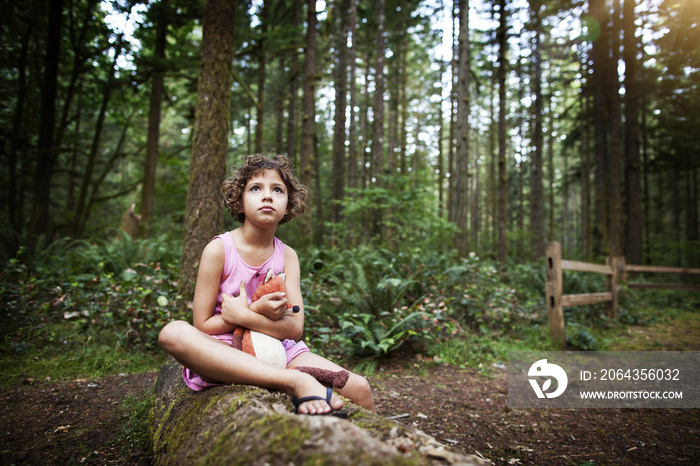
[345,373,375,411]
[348,373,373,399]
[158,320,191,351]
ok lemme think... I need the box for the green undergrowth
[1,236,697,386]
[0,318,166,388]
[0,233,177,387]
[559,288,700,352]
[118,392,155,456]
[3,236,696,466]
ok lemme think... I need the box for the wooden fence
[545,241,700,346]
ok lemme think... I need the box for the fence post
[606,256,623,318]
[546,242,565,346]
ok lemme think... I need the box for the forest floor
[1,315,698,465]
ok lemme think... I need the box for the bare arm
[192,239,237,335]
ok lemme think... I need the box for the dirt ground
[0,352,697,466]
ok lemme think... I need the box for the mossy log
[149,358,485,465]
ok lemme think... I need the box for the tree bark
[589,0,609,256]
[254,0,268,154]
[29,0,63,238]
[285,0,300,162]
[447,1,458,224]
[149,358,482,465]
[179,0,237,300]
[580,60,593,261]
[623,0,643,264]
[530,1,545,259]
[299,0,318,243]
[347,0,359,190]
[370,0,387,239]
[606,0,624,256]
[7,7,34,231]
[140,0,170,238]
[331,0,349,228]
[496,0,508,264]
[452,0,470,256]
[372,0,386,183]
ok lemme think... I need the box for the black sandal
[291,387,347,417]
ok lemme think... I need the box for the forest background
[1,0,699,375]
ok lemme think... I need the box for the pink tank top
[213,232,285,314]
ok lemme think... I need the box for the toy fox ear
[263,268,274,284]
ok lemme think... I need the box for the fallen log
[149,358,485,465]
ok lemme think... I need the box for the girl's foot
[291,372,343,414]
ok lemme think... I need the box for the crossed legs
[158,321,374,414]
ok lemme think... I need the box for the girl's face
[242,170,289,226]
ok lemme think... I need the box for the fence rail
[545,241,700,346]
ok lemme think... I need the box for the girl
[159,154,375,414]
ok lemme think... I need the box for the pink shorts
[182,333,310,391]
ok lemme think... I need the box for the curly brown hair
[222,154,308,225]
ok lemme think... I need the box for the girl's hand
[250,292,289,321]
[220,281,252,326]
[221,280,289,326]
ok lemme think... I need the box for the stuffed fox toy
[231,269,298,369]
[231,269,349,389]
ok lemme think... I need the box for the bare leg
[158,321,343,414]
[288,351,376,412]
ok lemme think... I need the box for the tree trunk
[589,0,609,256]
[400,26,409,174]
[29,0,63,238]
[686,168,699,267]
[471,153,480,248]
[285,0,300,162]
[497,0,508,264]
[530,1,545,259]
[140,0,169,238]
[255,0,268,154]
[360,41,372,190]
[372,0,386,183]
[7,9,34,231]
[447,0,457,224]
[452,0,470,256]
[331,0,349,228]
[179,0,237,300]
[149,358,482,465]
[606,0,624,256]
[387,65,398,175]
[489,78,497,247]
[371,0,386,239]
[580,60,593,261]
[275,60,285,153]
[347,0,359,190]
[623,0,643,264]
[299,0,317,243]
[437,63,446,218]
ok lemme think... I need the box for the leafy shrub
[438,252,543,333]
[566,324,601,351]
[1,235,182,351]
[300,247,545,363]
[301,246,454,359]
